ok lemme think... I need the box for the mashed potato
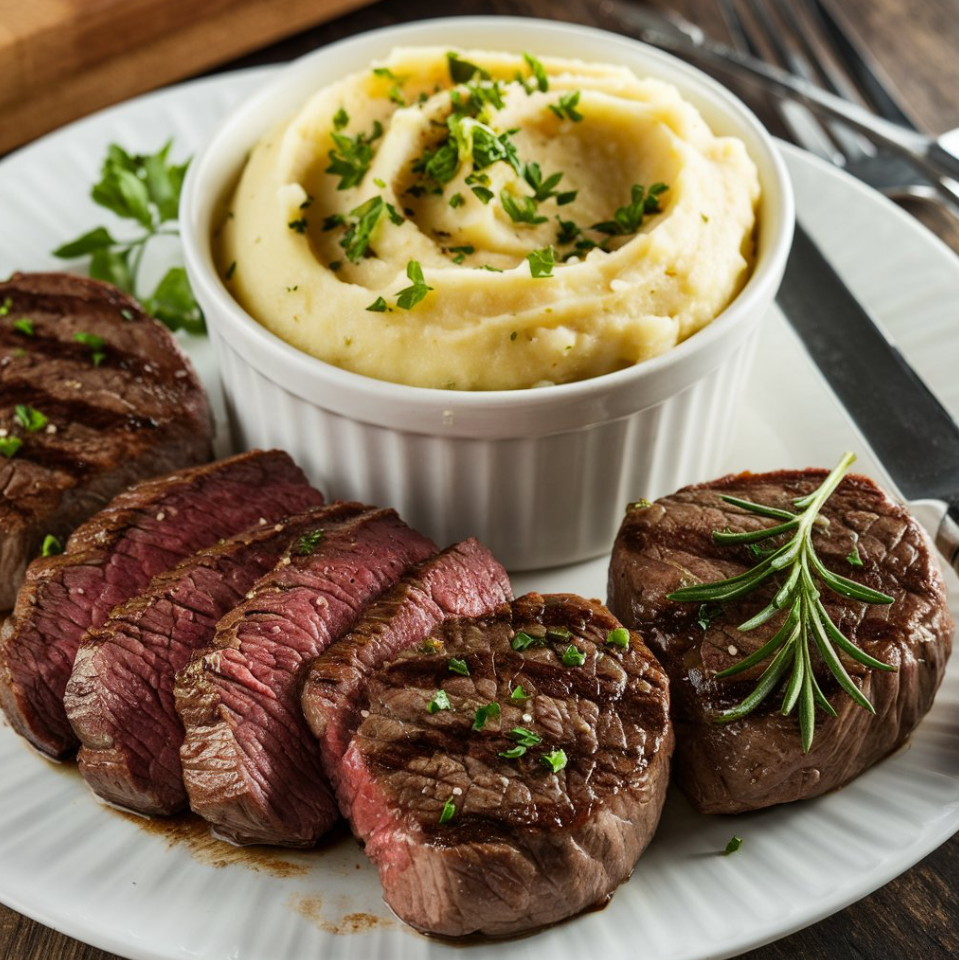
[218,47,759,390]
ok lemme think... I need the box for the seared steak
[338,593,673,938]
[302,538,512,792]
[608,469,955,814]
[175,508,436,848]
[65,499,329,816]
[0,272,212,609]
[0,449,319,759]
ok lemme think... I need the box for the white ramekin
[181,17,794,571]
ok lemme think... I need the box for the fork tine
[809,0,919,129]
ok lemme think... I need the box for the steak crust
[65,499,329,816]
[0,272,213,609]
[608,469,955,814]
[175,508,436,848]
[338,593,673,938]
[0,449,319,758]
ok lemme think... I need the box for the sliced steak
[608,469,955,814]
[338,593,673,938]
[0,272,213,609]
[0,449,320,759]
[65,500,332,817]
[175,508,436,848]
[302,538,512,793]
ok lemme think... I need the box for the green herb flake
[498,745,526,760]
[509,726,542,747]
[447,52,486,85]
[511,630,544,651]
[341,196,385,262]
[293,529,324,556]
[546,626,571,640]
[396,260,433,310]
[501,191,547,226]
[427,689,452,714]
[527,245,556,279]
[326,120,383,190]
[540,748,567,773]
[606,627,630,649]
[372,66,400,80]
[14,405,48,433]
[333,107,349,131]
[560,644,586,667]
[448,657,470,676]
[12,318,35,336]
[0,298,11,316]
[329,260,343,272]
[549,90,583,122]
[73,331,105,350]
[510,684,530,701]
[556,190,578,206]
[366,297,388,313]
[439,797,457,824]
[41,534,63,557]
[696,602,723,631]
[0,437,23,458]
[472,701,501,731]
[593,182,668,237]
[724,835,743,856]
[449,192,465,209]
[522,52,550,92]
[388,86,406,107]
[225,261,237,281]
[288,218,308,234]
[448,244,474,265]
[846,545,864,568]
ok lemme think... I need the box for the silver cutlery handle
[913,499,959,577]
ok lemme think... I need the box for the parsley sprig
[326,121,383,190]
[53,141,205,335]
[667,452,896,752]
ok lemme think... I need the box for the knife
[778,222,959,573]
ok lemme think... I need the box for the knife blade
[777,222,959,571]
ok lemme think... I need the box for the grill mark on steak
[175,509,437,848]
[301,539,512,799]
[64,498,336,817]
[607,469,955,814]
[0,272,213,609]
[337,593,673,937]
[0,449,322,759]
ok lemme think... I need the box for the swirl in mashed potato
[217,47,760,390]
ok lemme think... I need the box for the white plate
[0,68,957,960]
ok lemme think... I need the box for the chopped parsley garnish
[447,52,486,84]
[724,835,743,855]
[540,748,567,773]
[41,534,63,557]
[14,405,48,433]
[12,318,34,336]
[330,260,342,272]
[606,627,630,649]
[499,745,526,760]
[546,626,571,640]
[294,529,324,555]
[523,52,549,93]
[512,630,544,651]
[388,86,406,106]
[696,602,723,631]
[501,192,547,225]
[325,120,383,190]
[560,644,586,667]
[629,498,652,511]
[472,702,501,730]
[449,192,465,209]
[366,297,388,312]
[439,797,457,824]
[527,245,556,278]
[549,90,583,122]
[340,196,385,262]
[510,684,530,701]
[592,183,668,236]
[846,545,864,567]
[427,689,451,714]
[372,66,400,80]
[323,213,346,231]
[225,261,236,281]
[333,107,349,131]
[73,331,106,366]
[521,161,566,203]
[414,142,460,184]
[556,217,581,246]
[0,437,23,458]
[509,727,542,747]
[288,218,308,234]
[0,298,11,315]
[480,264,504,272]
[448,244,474,264]
[448,657,470,676]
[510,331,518,341]
[396,260,433,310]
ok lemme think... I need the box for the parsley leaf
[540,748,567,773]
[340,196,385,262]
[521,161,564,202]
[427,689,451,714]
[606,628,630,649]
[472,702,501,731]
[395,260,433,310]
[447,52,487,84]
[724,835,743,855]
[294,529,324,556]
[333,107,349,131]
[592,183,668,236]
[560,644,586,667]
[498,745,527,760]
[510,684,530,701]
[41,534,63,557]
[325,121,383,190]
[14,405,48,433]
[549,90,583,122]
[500,191,547,225]
[12,318,35,336]
[448,657,470,676]
[366,296,388,312]
[527,245,556,279]
[509,727,542,747]
[439,797,457,824]
[522,52,550,92]
[0,437,23,459]
[846,545,864,568]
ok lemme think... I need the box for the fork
[716,0,959,215]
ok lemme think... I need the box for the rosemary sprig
[667,452,895,752]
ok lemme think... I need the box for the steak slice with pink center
[0,449,320,759]
[338,593,673,938]
[175,508,436,848]
[301,538,512,800]
[66,502,350,818]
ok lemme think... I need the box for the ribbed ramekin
[181,17,794,571]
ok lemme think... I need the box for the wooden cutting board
[0,0,374,155]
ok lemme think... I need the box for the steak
[65,500,330,817]
[0,272,212,610]
[607,469,955,814]
[0,449,320,759]
[301,538,512,793]
[175,508,436,848]
[338,593,673,938]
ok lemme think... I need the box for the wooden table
[2,0,958,956]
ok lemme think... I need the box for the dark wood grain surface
[2,0,958,957]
